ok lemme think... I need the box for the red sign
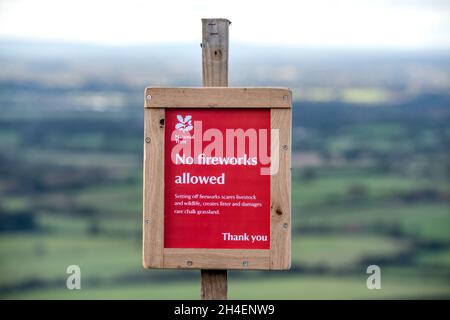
[164,108,271,249]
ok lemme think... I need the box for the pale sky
[0,0,449,49]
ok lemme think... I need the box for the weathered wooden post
[143,18,291,302]
[200,18,231,301]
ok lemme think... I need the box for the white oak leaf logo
[175,115,193,132]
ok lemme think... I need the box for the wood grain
[201,270,227,300]
[142,107,165,268]
[269,107,292,270]
[200,18,231,301]
[145,87,292,109]
[202,18,230,87]
[164,249,270,270]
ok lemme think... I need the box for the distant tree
[301,168,317,181]
[347,184,368,200]
[87,218,100,236]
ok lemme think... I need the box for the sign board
[143,87,291,270]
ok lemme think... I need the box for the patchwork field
[1,82,449,299]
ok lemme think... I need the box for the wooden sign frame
[143,87,291,270]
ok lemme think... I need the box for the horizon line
[1,36,450,52]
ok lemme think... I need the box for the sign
[143,87,291,270]
[164,108,270,249]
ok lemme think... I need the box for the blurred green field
[5,274,450,300]
[1,95,449,299]
[0,230,412,288]
[1,228,449,299]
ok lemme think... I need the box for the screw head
[242,261,249,267]
[283,223,288,229]
[146,94,152,100]
[145,137,151,143]
[145,219,151,224]
[282,145,288,150]
[187,261,193,267]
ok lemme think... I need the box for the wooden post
[200,18,231,300]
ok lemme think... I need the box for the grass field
[5,274,450,300]
[1,92,449,299]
